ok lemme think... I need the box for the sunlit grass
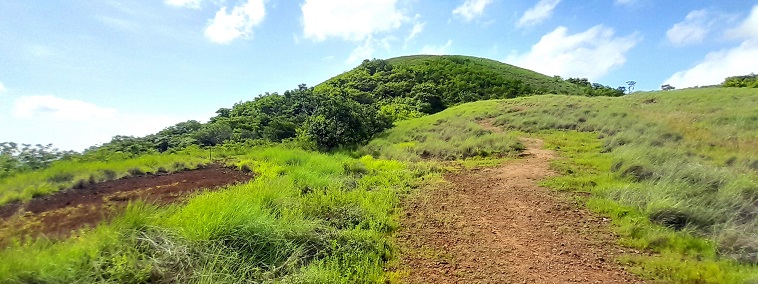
[364,87,758,282]
[0,146,436,283]
[0,151,209,206]
[362,102,524,161]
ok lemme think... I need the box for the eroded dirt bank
[0,164,252,241]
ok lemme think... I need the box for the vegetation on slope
[4,54,757,283]
[362,111,524,161]
[1,55,628,202]
[0,148,209,206]
[363,88,758,283]
[0,145,441,283]
[723,73,758,88]
[315,55,624,121]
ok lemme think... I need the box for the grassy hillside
[364,87,758,282]
[0,55,621,183]
[0,145,440,283]
[3,52,757,283]
[385,55,586,95]
[3,87,757,283]
[315,55,590,120]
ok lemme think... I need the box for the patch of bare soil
[397,138,645,283]
[0,164,252,242]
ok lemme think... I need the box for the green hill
[314,55,590,120]
[0,55,618,165]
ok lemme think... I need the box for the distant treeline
[723,73,758,88]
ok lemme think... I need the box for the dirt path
[0,164,252,242]
[398,138,645,283]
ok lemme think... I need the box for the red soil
[0,164,252,242]
[397,138,646,283]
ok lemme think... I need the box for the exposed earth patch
[397,138,646,283]
[0,164,252,242]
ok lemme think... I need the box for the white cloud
[346,35,394,64]
[0,82,6,93]
[406,21,425,42]
[9,95,190,151]
[664,5,758,88]
[301,0,407,42]
[506,25,639,80]
[726,5,758,40]
[664,43,758,88]
[666,10,715,45]
[205,0,266,44]
[453,0,494,22]
[165,0,202,9]
[517,0,560,28]
[420,40,453,55]
[13,95,117,120]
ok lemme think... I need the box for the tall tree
[626,81,637,94]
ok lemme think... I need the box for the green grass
[0,150,209,206]
[359,87,758,283]
[384,55,587,95]
[536,131,757,283]
[361,102,524,161]
[0,145,436,283]
[3,87,758,283]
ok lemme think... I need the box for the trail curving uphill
[398,138,645,283]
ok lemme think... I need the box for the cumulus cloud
[205,0,265,44]
[0,82,6,93]
[517,0,560,28]
[453,0,494,22]
[406,21,425,42]
[10,95,190,151]
[726,5,758,40]
[13,95,117,120]
[301,0,407,42]
[346,35,394,64]
[506,25,639,80]
[420,40,453,55]
[165,0,202,9]
[664,5,758,88]
[664,39,758,88]
[666,10,717,45]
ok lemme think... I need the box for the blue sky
[1,0,757,151]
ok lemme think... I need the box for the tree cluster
[0,142,77,178]
[723,73,758,88]
[314,57,596,118]
[85,85,392,155]
[564,77,627,97]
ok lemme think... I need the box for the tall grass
[0,146,432,283]
[479,90,758,264]
[360,88,758,282]
[0,151,209,206]
[362,103,524,161]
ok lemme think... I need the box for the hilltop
[314,55,589,119]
